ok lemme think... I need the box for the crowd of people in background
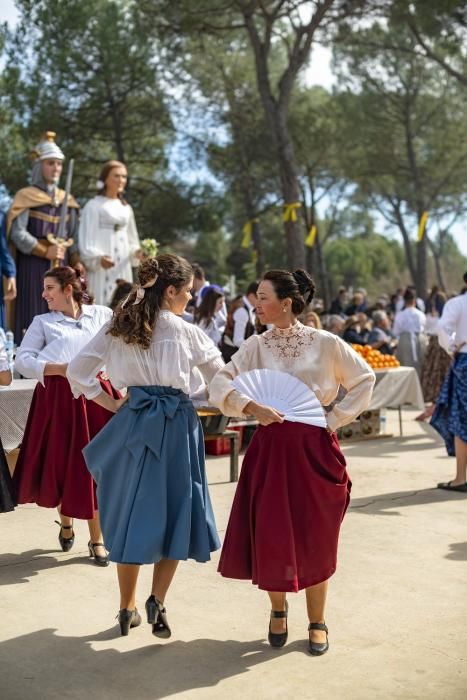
[185,270,467,413]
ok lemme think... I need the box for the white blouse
[437,293,467,354]
[67,310,224,400]
[78,196,140,306]
[209,322,375,432]
[393,307,426,336]
[15,305,113,385]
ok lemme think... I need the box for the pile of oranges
[351,344,400,370]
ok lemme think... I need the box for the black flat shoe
[145,595,171,638]
[118,608,141,636]
[268,601,288,648]
[88,541,109,567]
[437,481,467,493]
[55,520,75,552]
[308,622,329,656]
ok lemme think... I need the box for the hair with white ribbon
[121,275,158,308]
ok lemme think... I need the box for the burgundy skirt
[13,375,118,519]
[218,421,351,592]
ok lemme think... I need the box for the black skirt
[0,436,15,513]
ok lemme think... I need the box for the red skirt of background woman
[218,421,351,592]
[13,375,118,519]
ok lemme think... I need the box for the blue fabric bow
[125,387,183,462]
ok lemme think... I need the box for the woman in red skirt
[13,266,123,565]
[210,269,375,655]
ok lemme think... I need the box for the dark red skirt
[13,375,118,519]
[218,421,351,592]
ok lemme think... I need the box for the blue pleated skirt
[431,353,467,456]
[83,385,221,564]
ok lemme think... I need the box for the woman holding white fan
[210,269,375,656]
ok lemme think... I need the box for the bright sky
[1,1,465,258]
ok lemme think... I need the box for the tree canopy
[1,0,466,298]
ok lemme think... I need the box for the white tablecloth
[0,379,37,452]
[368,367,424,411]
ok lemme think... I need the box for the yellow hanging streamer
[282,202,302,222]
[251,250,258,264]
[305,224,317,248]
[241,218,259,248]
[417,211,429,242]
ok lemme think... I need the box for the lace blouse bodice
[209,321,375,431]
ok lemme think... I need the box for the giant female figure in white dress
[78,160,141,306]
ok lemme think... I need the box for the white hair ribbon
[121,275,158,309]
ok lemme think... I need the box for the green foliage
[324,233,406,296]
[1,1,467,296]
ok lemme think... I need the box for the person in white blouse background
[194,286,225,346]
[78,160,142,306]
[210,268,375,656]
[0,335,15,513]
[13,266,121,566]
[393,288,428,376]
[67,255,223,637]
[431,290,467,492]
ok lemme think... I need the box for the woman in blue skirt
[67,255,223,636]
[431,291,467,492]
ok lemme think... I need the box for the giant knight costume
[7,132,80,341]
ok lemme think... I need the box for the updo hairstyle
[262,268,315,316]
[43,266,94,306]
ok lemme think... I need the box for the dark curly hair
[107,254,193,349]
[43,266,94,306]
[262,268,315,315]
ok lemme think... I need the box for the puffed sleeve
[326,336,376,431]
[209,335,260,416]
[189,325,222,365]
[15,317,48,385]
[67,322,112,399]
[78,199,103,272]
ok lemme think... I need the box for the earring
[66,296,71,305]
[283,307,287,313]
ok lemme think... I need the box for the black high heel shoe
[308,622,329,656]
[118,608,141,636]
[55,520,75,552]
[145,595,171,638]
[268,601,288,648]
[88,541,109,567]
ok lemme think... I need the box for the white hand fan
[232,369,327,427]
